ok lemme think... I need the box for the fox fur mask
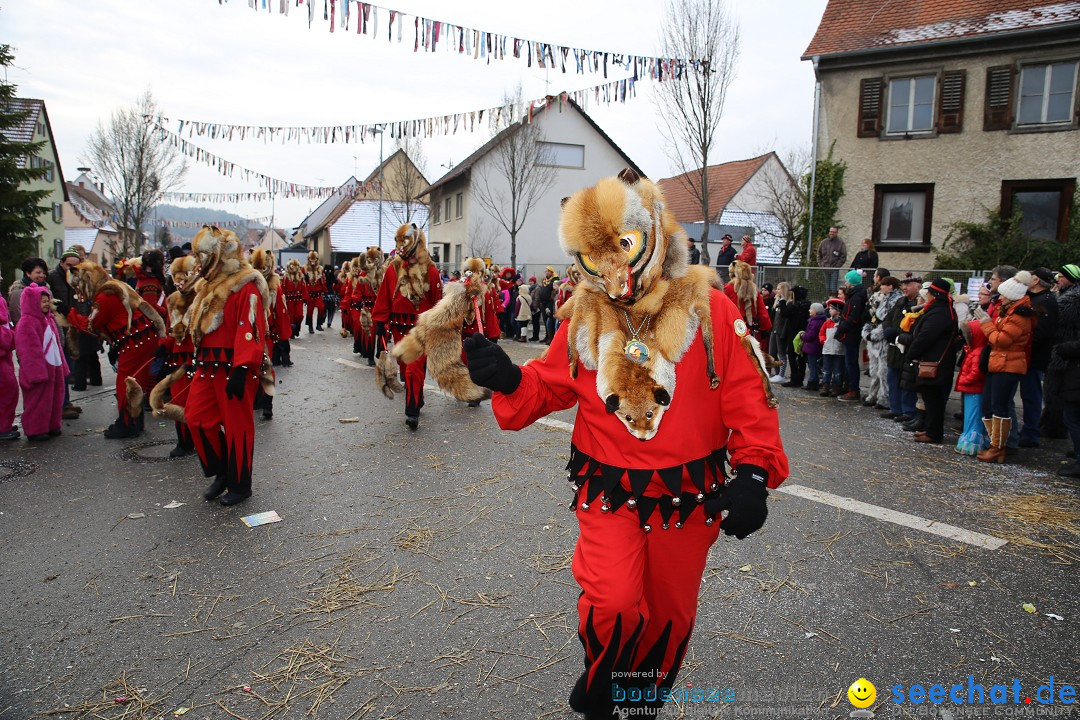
[558,167,688,314]
[187,225,268,350]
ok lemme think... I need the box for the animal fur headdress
[68,260,167,339]
[186,225,269,350]
[390,224,432,306]
[284,258,304,282]
[166,255,199,340]
[249,248,281,308]
[303,251,322,281]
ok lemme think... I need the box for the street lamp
[372,125,385,249]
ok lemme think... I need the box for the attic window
[1017,61,1078,126]
[886,75,935,135]
[537,142,584,168]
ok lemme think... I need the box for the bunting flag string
[153,121,377,200]
[223,0,689,80]
[161,80,640,145]
[161,190,278,203]
[157,217,274,229]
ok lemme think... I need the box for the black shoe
[48,429,61,437]
[203,475,228,501]
[89,379,103,387]
[1018,439,1040,448]
[169,443,193,458]
[1057,464,1080,478]
[103,419,128,439]
[72,384,87,391]
[903,421,925,432]
[804,383,820,391]
[316,325,324,331]
[894,414,912,423]
[367,358,376,367]
[262,407,273,420]
[219,491,251,506]
[880,411,898,419]
[405,415,419,431]
[467,400,480,408]
[0,429,20,441]
[27,433,51,441]
[781,381,800,388]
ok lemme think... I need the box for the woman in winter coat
[0,288,18,441]
[779,286,810,387]
[903,278,960,444]
[15,285,69,441]
[802,303,826,391]
[768,282,790,381]
[975,271,1038,463]
[849,238,879,273]
[513,284,532,342]
[1047,265,1080,476]
[955,284,992,455]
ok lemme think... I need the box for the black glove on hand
[154,343,169,360]
[464,334,521,395]
[225,365,249,401]
[704,464,769,540]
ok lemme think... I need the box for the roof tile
[656,154,772,224]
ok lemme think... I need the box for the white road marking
[776,483,1007,550]
[337,356,1004,550]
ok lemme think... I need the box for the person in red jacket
[736,234,757,272]
[185,226,269,506]
[955,284,991,455]
[302,251,326,333]
[465,170,787,719]
[353,249,383,365]
[160,255,199,457]
[372,223,442,430]
[66,261,167,438]
[282,259,305,340]
[251,248,290,418]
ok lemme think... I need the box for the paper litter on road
[338,417,360,423]
[162,501,185,509]
[127,513,145,519]
[241,511,282,528]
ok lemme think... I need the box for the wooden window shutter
[984,65,1015,131]
[857,77,884,137]
[937,70,965,133]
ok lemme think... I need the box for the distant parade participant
[282,259,306,339]
[372,223,442,430]
[338,260,357,338]
[303,251,327,333]
[353,247,384,366]
[157,255,199,457]
[185,226,269,506]
[66,261,167,438]
[250,248,290,418]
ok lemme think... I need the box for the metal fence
[756,266,988,303]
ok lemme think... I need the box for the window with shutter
[937,70,965,133]
[857,78,884,138]
[984,65,1015,130]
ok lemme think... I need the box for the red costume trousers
[306,297,325,326]
[354,310,374,358]
[571,497,720,716]
[116,341,156,421]
[186,369,258,494]
[390,327,426,417]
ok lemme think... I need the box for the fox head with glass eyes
[558,168,688,308]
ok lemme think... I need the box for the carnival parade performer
[372,223,442,430]
[282,259,305,340]
[185,226,269,506]
[159,255,199,457]
[464,170,788,719]
[251,248,290,418]
[303,251,326,333]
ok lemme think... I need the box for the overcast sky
[4,0,827,230]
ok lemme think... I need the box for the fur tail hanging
[53,311,81,361]
[259,355,275,397]
[150,368,187,423]
[137,298,168,338]
[375,350,403,400]
[740,335,779,409]
[359,308,373,335]
[124,377,145,420]
[391,331,423,366]
[431,363,492,403]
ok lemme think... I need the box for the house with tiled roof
[420,96,644,271]
[803,0,1080,266]
[6,98,67,260]
[656,152,802,265]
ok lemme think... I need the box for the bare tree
[654,0,741,266]
[734,149,808,264]
[384,137,430,226]
[467,216,501,260]
[85,91,187,257]
[471,86,558,271]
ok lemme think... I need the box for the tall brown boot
[977,416,1008,464]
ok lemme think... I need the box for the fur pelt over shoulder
[68,261,167,339]
[358,246,385,289]
[284,258,304,284]
[390,223,432,306]
[187,226,269,350]
[150,355,275,423]
[390,258,492,403]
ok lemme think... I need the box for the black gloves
[704,464,769,540]
[154,344,169,360]
[464,334,522,395]
[374,321,386,345]
[225,365,249,401]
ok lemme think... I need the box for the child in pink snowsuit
[0,289,17,441]
[15,284,68,441]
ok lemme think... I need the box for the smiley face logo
[847,678,876,709]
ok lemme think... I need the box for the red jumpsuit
[491,290,788,717]
[371,261,442,419]
[304,270,326,330]
[267,282,291,366]
[353,274,378,360]
[162,331,195,450]
[186,279,268,497]
[339,278,354,335]
[68,292,160,433]
[282,276,305,337]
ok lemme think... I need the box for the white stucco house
[420,97,644,273]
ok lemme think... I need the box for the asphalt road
[1,325,1077,720]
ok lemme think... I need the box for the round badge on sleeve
[244,332,253,341]
[734,319,748,337]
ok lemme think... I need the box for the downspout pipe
[806,54,821,265]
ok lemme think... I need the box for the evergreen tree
[0,44,51,295]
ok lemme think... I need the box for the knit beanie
[844,269,862,286]
[810,302,824,315]
[1060,264,1080,283]
[997,270,1032,301]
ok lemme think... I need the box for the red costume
[491,292,787,716]
[268,278,292,367]
[352,272,378,360]
[186,228,269,505]
[303,255,327,333]
[723,283,773,335]
[282,266,305,338]
[68,286,161,437]
[736,239,757,272]
[372,255,442,425]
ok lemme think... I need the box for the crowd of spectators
[756,259,1080,476]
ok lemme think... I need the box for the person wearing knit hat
[844,269,862,286]
[803,302,827,391]
[974,271,1037,462]
[1058,264,1080,286]
[1047,262,1080,476]
[836,269,869,401]
[905,275,961,444]
[1020,267,1059,448]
